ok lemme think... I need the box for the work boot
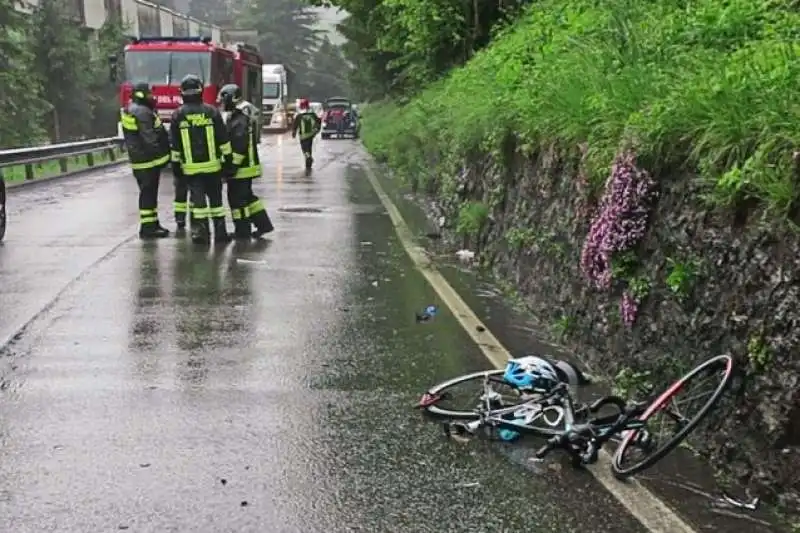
[233,220,252,240]
[213,218,232,243]
[191,220,210,244]
[251,210,274,239]
[139,222,169,239]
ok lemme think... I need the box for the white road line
[361,160,698,533]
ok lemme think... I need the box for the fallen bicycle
[416,354,734,478]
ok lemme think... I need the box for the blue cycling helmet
[502,356,560,391]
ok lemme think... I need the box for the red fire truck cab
[117,36,264,137]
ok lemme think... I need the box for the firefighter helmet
[132,82,154,107]
[132,82,151,100]
[180,74,203,97]
[217,84,242,111]
[298,98,310,110]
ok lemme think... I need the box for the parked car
[321,97,360,139]
[0,174,6,242]
[310,101,324,118]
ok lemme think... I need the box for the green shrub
[456,201,489,237]
[361,0,800,220]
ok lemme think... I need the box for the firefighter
[120,82,171,238]
[291,98,321,171]
[223,96,261,144]
[217,84,274,239]
[169,74,232,245]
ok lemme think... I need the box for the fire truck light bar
[130,36,212,45]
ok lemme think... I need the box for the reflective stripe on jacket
[169,103,232,176]
[292,111,321,140]
[227,105,261,179]
[121,102,170,170]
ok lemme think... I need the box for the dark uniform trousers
[226,178,273,238]
[188,172,227,237]
[133,167,162,225]
[173,173,193,227]
[300,138,314,163]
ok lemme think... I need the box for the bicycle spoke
[612,355,734,478]
[668,367,720,420]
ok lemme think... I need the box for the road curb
[5,160,129,191]
[360,152,699,533]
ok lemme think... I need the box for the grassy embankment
[1,147,127,184]
[361,0,800,224]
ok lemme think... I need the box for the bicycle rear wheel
[611,354,734,478]
[418,370,527,420]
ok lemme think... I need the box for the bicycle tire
[418,369,521,420]
[611,354,734,478]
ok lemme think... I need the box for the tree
[335,6,398,101]
[86,17,131,137]
[301,37,350,99]
[240,0,321,74]
[0,0,47,148]
[190,0,246,27]
[306,0,536,99]
[30,0,93,141]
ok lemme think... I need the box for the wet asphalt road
[0,136,650,532]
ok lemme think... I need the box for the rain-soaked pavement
[0,136,782,532]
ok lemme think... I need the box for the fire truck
[115,36,264,137]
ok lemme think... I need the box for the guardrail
[0,137,126,183]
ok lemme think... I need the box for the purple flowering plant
[580,151,657,326]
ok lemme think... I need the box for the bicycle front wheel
[418,369,526,420]
[611,354,734,478]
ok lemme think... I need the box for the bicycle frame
[528,387,650,465]
[446,375,651,465]
[446,375,567,438]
